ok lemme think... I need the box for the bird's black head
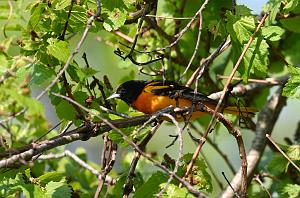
[107,80,148,104]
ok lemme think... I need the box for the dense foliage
[0,0,300,197]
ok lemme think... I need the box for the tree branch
[220,87,287,197]
[0,115,152,168]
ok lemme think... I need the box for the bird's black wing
[147,80,218,105]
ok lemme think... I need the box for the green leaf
[28,3,46,30]
[182,154,212,192]
[235,5,252,16]
[45,181,71,198]
[47,38,71,63]
[280,184,300,198]
[5,89,45,116]
[110,174,127,197]
[282,34,300,64]
[262,26,285,41]
[55,100,77,121]
[103,8,127,31]
[226,11,256,44]
[38,172,64,186]
[0,53,8,70]
[268,154,288,175]
[160,183,195,198]
[287,145,300,160]
[280,16,300,34]
[0,173,43,197]
[280,2,300,33]
[30,63,56,86]
[53,0,72,10]
[134,171,168,198]
[102,0,129,32]
[263,0,281,25]
[238,38,269,81]
[67,64,85,83]
[80,67,99,77]
[283,65,300,99]
[68,5,88,31]
[282,0,299,13]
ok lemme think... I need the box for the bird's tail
[223,106,257,116]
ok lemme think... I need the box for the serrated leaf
[240,38,269,81]
[134,171,168,198]
[280,184,300,198]
[287,65,300,75]
[47,38,71,63]
[0,173,43,197]
[69,5,88,31]
[263,0,281,25]
[182,154,212,192]
[226,11,256,44]
[287,145,300,160]
[283,65,300,99]
[45,181,71,198]
[103,8,127,31]
[262,26,285,41]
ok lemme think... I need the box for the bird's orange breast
[131,91,214,120]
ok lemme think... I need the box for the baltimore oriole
[107,80,256,120]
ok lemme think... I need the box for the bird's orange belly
[132,92,213,120]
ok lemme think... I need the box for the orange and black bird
[107,80,256,120]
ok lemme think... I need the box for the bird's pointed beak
[106,93,120,100]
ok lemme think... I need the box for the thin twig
[146,15,193,20]
[186,39,230,87]
[157,113,183,197]
[59,0,75,40]
[189,123,236,175]
[95,134,117,197]
[151,0,210,52]
[253,174,272,198]
[50,93,203,196]
[183,14,269,197]
[3,0,13,38]
[179,7,204,80]
[220,87,286,198]
[0,0,102,124]
[266,134,300,173]
[222,172,240,198]
[113,31,135,43]
[217,75,284,85]
[36,0,101,100]
[37,150,115,185]
[122,122,162,196]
